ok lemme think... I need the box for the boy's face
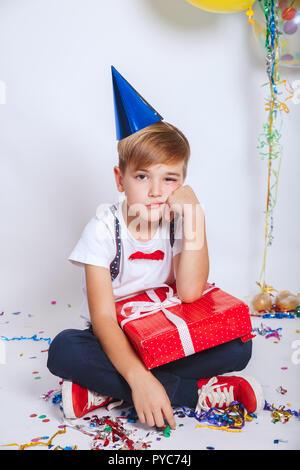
[114,162,185,224]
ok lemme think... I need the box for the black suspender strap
[109,204,121,281]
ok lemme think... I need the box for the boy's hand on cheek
[163,185,200,221]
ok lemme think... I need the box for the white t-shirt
[68,197,184,321]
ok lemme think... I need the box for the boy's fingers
[153,409,165,429]
[137,410,146,424]
[145,410,155,428]
[163,406,176,430]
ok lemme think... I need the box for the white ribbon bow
[119,283,217,358]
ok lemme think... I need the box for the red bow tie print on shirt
[128,250,165,261]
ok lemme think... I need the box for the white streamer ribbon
[119,283,217,357]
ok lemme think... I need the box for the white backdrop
[1,0,299,319]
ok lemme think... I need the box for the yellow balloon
[186,0,255,13]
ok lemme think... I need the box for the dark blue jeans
[47,326,252,409]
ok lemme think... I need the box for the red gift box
[115,282,254,369]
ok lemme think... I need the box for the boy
[47,68,263,430]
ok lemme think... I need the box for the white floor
[0,296,299,451]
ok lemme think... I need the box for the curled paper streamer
[0,334,51,345]
[174,401,255,431]
[0,427,67,450]
[256,0,295,287]
[264,401,300,423]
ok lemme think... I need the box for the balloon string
[258,0,281,285]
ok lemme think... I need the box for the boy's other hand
[130,372,176,430]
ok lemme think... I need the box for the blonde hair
[117,121,190,180]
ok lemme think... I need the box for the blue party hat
[111,66,163,140]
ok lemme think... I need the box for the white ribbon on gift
[119,283,217,357]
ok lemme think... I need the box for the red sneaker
[62,380,124,419]
[196,375,264,415]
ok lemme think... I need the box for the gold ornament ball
[275,291,300,312]
[251,292,273,313]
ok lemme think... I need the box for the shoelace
[195,376,234,413]
[107,399,124,411]
[87,390,109,409]
[87,390,124,411]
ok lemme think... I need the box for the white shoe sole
[220,373,265,413]
[241,374,265,413]
[61,380,77,419]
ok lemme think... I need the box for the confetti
[276,386,287,395]
[163,425,171,438]
[65,414,154,450]
[262,313,295,319]
[41,389,55,400]
[252,323,282,341]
